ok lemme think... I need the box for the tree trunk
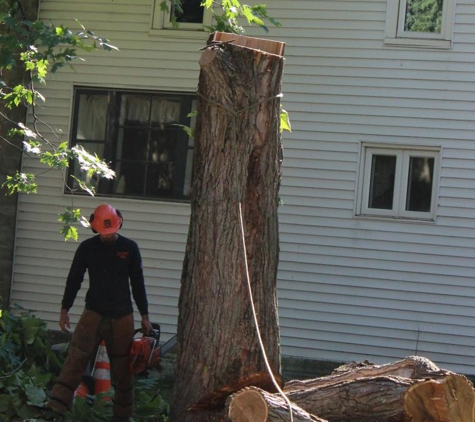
[226,387,327,422]
[218,354,475,422]
[225,373,474,422]
[286,374,474,422]
[284,355,451,392]
[0,0,39,305]
[170,34,285,422]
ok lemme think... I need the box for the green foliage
[132,376,170,421]
[67,376,170,422]
[160,0,280,34]
[0,0,117,240]
[58,207,82,242]
[0,298,60,421]
[0,298,171,421]
[1,172,37,194]
[404,0,443,33]
[280,107,291,133]
[207,2,281,34]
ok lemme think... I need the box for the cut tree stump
[169,32,286,422]
[226,387,327,422]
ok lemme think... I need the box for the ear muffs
[89,213,97,233]
[116,209,124,229]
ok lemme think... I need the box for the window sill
[149,28,211,40]
[354,214,436,224]
[384,37,452,49]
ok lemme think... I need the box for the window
[68,87,195,201]
[151,0,212,31]
[385,0,455,48]
[357,145,440,220]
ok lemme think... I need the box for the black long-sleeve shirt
[61,234,149,318]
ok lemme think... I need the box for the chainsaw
[129,323,177,374]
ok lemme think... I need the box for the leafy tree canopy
[404,0,443,33]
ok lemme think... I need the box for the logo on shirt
[117,251,129,259]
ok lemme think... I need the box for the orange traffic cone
[74,380,89,401]
[93,340,111,400]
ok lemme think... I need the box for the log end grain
[404,374,475,422]
[228,389,269,422]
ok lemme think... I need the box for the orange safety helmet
[89,204,123,235]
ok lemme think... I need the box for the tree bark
[224,357,475,422]
[170,35,285,422]
[0,0,39,305]
[286,374,474,422]
[226,387,327,422]
[284,355,451,392]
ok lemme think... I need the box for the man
[47,204,153,422]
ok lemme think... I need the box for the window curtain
[120,96,181,126]
[76,95,108,140]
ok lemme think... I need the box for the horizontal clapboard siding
[9,0,475,375]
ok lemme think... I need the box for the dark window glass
[171,0,204,23]
[68,87,194,201]
[368,155,397,210]
[406,156,434,212]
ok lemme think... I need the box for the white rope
[198,89,294,421]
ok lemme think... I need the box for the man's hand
[141,314,153,335]
[59,308,71,333]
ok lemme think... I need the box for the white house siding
[262,0,475,375]
[9,0,475,375]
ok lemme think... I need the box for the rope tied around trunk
[197,90,294,422]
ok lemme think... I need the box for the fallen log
[405,374,474,422]
[284,355,450,392]
[226,387,327,422]
[226,358,475,422]
[286,374,474,422]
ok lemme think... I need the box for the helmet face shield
[90,204,123,234]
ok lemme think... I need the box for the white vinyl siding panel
[9,0,475,375]
[269,0,475,375]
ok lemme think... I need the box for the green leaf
[23,141,42,154]
[71,145,115,179]
[280,107,291,133]
[60,225,78,242]
[70,175,96,196]
[1,172,38,195]
[160,0,170,12]
[58,207,81,224]
[0,394,10,413]
[173,123,194,138]
[24,383,46,406]
[21,318,43,345]
[58,207,82,241]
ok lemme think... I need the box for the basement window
[357,145,440,221]
[385,0,456,48]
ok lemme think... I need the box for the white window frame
[385,0,456,49]
[357,144,440,221]
[151,0,212,33]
